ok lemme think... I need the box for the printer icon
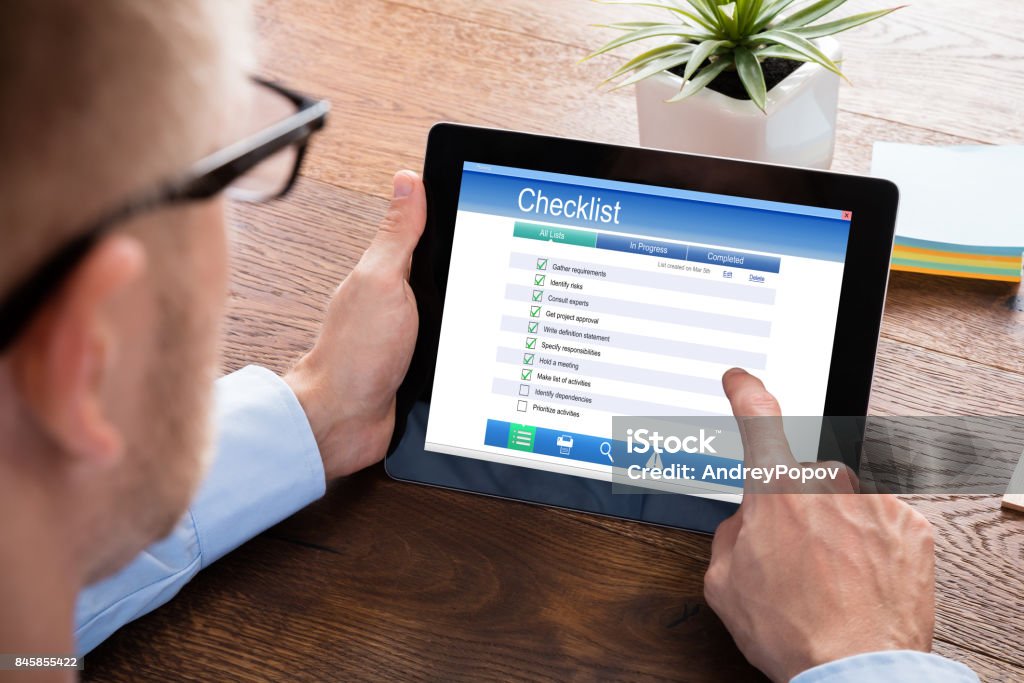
[556,435,574,455]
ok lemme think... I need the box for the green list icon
[507,423,536,451]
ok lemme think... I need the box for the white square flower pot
[634,37,842,169]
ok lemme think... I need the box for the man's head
[0,1,252,582]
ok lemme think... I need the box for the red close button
[841,210,853,221]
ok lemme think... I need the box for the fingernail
[393,171,415,198]
[724,367,746,377]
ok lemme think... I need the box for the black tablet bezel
[386,123,898,534]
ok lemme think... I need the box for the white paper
[870,142,1024,248]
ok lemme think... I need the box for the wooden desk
[83,1,1024,680]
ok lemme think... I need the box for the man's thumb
[366,170,426,271]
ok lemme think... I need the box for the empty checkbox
[517,400,528,412]
[519,384,530,396]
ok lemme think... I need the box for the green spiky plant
[585,0,903,112]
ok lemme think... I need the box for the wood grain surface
[82,1,1024,681]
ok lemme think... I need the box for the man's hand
[704,368,935,683]
[285,170,426,481]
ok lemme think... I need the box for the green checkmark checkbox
[521,369,533,381]
[525,337,537,349]
[534,274,545,286]
[523,353,535,365]
[532,290,543,302]
[536,258,548,270]
[527,321,538,334]
[530,305,541,317]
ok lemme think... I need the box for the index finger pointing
[722,368,799,492]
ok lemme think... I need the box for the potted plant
[585,0,902,169]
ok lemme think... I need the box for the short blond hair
[0,0,253,295]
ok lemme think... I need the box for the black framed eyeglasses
[0,77,330,352]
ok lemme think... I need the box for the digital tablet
[386,123,898,534]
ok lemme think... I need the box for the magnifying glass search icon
[600,441,613,463]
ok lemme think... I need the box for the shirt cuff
[792,650,979,683]
[193,365,326,567]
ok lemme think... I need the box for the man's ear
[10,234,146,467]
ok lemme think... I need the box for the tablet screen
[423,161,853,491]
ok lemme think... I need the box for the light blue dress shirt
[74,367,980,682]
[793,651,978,682]
[74,365,325,655]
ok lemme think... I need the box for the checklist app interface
[424,162,852,484]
